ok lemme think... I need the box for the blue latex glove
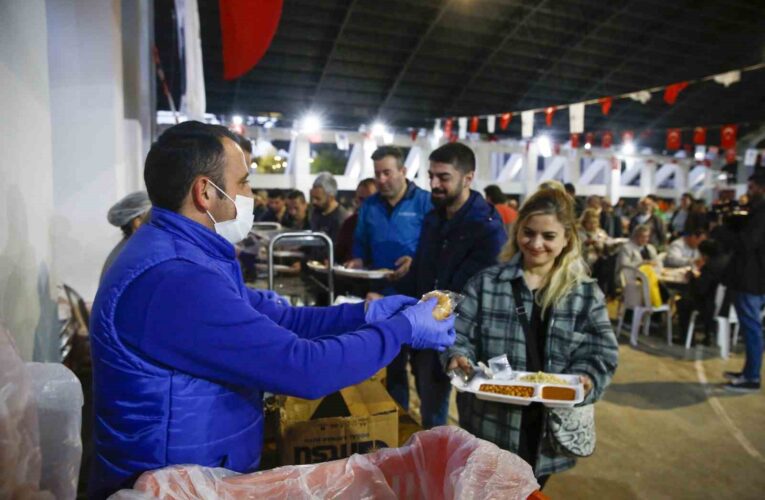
[400,298,456,351]
[365,295,418,323]
[262,290,291,307]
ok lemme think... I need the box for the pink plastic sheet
[111,426,539,499]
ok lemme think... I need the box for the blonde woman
[578,208,609,267]
[447,188,619,487]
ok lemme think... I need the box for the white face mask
[206,180,255,244]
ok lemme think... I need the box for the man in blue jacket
[89,122,455,498]
[396,143,508,428]
[345,145,432,410]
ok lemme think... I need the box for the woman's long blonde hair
[499,188,589,313]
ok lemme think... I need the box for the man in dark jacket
[714,172,765,392]
[396,143,508,427]
[676,239,730,346]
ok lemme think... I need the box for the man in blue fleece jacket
[89,122,455,498]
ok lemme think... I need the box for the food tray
[306,261,393,280]
[450,370,584,408]
[272,250,305,258]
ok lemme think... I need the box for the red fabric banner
[443,118,454,138]
[693,127,707,145]
[720,124,737,149]
[602,131,613,148]
[410,129,419,141]
[570,133,580,148]
[663,81,689,105]
[598,97,613,116]
[220,0,284,80]
[545,107,555,126]
[499,113,512,130]
[469,116,479,133]
[666,128,682,150]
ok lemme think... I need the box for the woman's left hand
[580,375,593,395]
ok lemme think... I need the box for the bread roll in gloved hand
[399,298,456,351]
[421,291,453,320]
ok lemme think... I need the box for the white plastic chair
[684,284,739,359]
[616,266,673,347]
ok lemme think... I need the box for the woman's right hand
[448,355,473,375]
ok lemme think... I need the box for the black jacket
[396,190,508,297]
[714,197,765,294]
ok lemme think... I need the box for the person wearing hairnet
[100,191,151,281]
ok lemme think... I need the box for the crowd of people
[97,121,764,495]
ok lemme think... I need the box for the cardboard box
[279,379,398,465]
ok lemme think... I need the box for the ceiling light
[371,121,387,137]
[299,114,322,134]
[232,115,243,126]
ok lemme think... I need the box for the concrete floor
[409,334,765,499]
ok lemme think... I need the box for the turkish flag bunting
[220,0,284,80]
[602,131,613,148]
[693,127,706,145]
[469,116,479,133]
[444,118,454,138]
[666,129,682,150]
[585,132,594,146]
[499,113,512,130]
[598,97,613,116]
[410,129,419,141]
[571,133,580,148]
[721,124,737,149]
[663,81,689,105]
[545,107,555,127]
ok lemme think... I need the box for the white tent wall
[0,0,58,361]
[46,0,152,305]
[0,0,151,361]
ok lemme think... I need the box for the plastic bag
[0,325,54,500]
[420,290,465,321]
[26,362,84,500]
[110,426,539,500]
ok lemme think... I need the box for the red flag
[545,107,555,126]
[469,116,479,133]
[602,131,613,148]
[693,127,706,145]
[571,133,580,148]
[666,129,682,150]
[499,113,512,130]
[585,132,594,146]
[598,97,613,116]
[220,0,284,80]
[444,118,454,138]
[410,129,419,141]
[720,124,737,149]
[664,81,689,105]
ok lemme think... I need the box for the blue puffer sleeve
[115,262,411,399]
[245,288,367,339]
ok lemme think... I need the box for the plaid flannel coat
[448,254,619,476]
